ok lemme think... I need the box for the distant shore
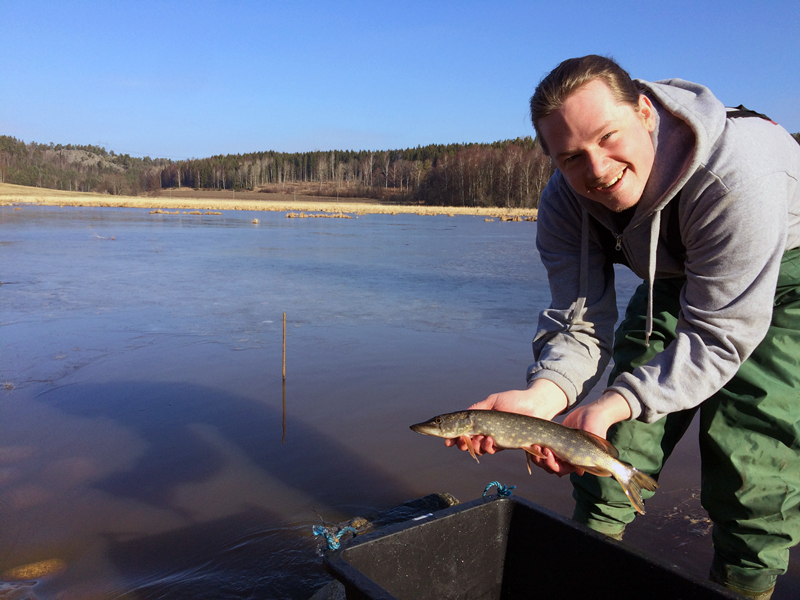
[0,183,538,219]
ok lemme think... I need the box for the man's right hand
[444,379,569,458]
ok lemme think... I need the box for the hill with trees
[0,136,169,196]
[0,135,553,209]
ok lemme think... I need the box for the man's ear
[638,94,657,133]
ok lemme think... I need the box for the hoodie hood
[580,78,728,236]
[569,79,729,344]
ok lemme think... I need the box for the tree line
[159,137,554,208]
[3,132,799,209]
[0,134,554,208]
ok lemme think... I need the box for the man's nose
[585,150,609,181]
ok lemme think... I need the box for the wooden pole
[282,312,287,443]
[282,312,286,381]
[282,378,287,444]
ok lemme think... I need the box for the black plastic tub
[323,495,741,600]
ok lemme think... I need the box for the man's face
[539,78,657,213]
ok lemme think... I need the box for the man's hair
[530,55,642,155]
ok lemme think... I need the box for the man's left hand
[527,391,632,476]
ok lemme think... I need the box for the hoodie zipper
[614,232,633,268]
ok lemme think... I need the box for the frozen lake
[1,205,796,598]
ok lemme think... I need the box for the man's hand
[562,391,632,438]
[530,391,633,476]
[444,379,568,457]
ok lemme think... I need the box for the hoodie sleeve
[610,169,793,423]
[527,174,619,408]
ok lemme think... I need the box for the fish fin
[580,430,620,459]
[533,442,605,478]
[460,435,480,464]
[522,445,547,459]
[525,452,532,475]
[525,445,583,475]
[580,465,613,478]
[613,467,659,515]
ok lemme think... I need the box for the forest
[0,135,554,208]
[2,132,799,209]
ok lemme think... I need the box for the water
[0,205,797,599]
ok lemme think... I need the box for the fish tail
[615,468,658,515]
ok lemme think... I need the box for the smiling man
[540,77,657,214]
[449,55,800,599]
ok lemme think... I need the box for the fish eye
[434,417,443,424]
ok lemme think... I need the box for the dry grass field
[0,182,537,219]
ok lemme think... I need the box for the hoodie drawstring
[569,207,590,326]
[572,207,662,347]
[645,211,663,347]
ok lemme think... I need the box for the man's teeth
[599,169,625,189]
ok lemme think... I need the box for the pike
[410,409,658,515]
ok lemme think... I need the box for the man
[447,55,800,599]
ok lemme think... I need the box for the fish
[410,409,658,515]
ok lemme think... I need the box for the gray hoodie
[528,78,800,423]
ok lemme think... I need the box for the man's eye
[601,132,613,141]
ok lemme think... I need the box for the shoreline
[0,183,537,219]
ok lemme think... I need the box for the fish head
[410,411,475,438]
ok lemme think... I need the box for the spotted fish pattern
[410,409,658,514]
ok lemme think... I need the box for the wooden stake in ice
[282,312,287,443]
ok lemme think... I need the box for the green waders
[572,248,800,598]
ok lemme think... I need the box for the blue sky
[2,0,798,160]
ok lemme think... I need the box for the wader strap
[726,105,776,124]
